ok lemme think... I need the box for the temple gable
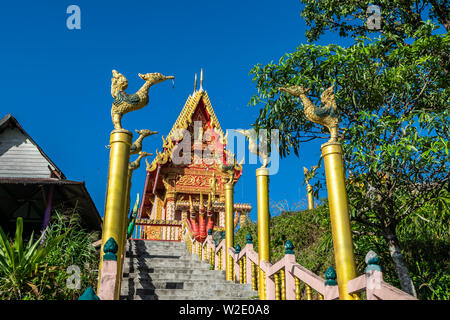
[132,81,251,242]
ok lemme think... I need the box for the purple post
[41,184,55,241]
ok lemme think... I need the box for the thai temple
[132,71,251,242]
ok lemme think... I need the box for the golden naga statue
[234,129,269,168]
[130,129,158,155]
[303,165,319,187]
[129,152,152,171]
[279,85,339,143]
[219,149,243,184]
[110,70,175,131]
[209,172,217,201]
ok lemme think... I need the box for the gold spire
[200,68,203,91]
[194,73,198,93]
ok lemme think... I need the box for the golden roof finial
[199,192,204,210]
[194,73,198,93]
[200,68,203,91]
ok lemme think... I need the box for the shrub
[0,208,100,300]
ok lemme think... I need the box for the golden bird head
[135,129,158,138]
[138,151,152,158]
[111,69,128,97]
[234,129,252,140]
[138,72,175,85]
[279,86,310,97]
[320,85,335,100]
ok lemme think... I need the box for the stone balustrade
[183,227,418,301]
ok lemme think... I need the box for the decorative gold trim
[146,90,225,172]
[136,218,183,226]
[175,201,252,212]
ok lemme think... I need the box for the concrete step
[120,288,257,298]
[120,240,259,300]
[126,251,188,256]
[120,294,256,300]
[123,264,217,273]
[123,257,207,265]
[125,247,188,253]
[123,262,211,272]
[126,240,186,249]
[120,287,257,299]
[122,272,227,282]
[124,254,201,261]
[120,279,254,291]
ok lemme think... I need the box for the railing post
[222,239,227,272]
[235,244,241,283]
[245,234,253,286]
[324,266,338,300]
[263,261,275,300]
[79,287,100,300]
[215,246,219,270]
[365,250,383,300]
[284,240,296,300]
[207,229,214,267]
[97,237,118,300]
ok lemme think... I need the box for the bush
[235,199,335,278]
[0,208,100,300]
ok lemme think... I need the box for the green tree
[248,2,449,297]
[300,0,450,41]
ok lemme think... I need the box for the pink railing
[181,227,418,300]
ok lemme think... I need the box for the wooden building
[0,114,102,236]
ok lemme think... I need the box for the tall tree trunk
[384,232,417,297]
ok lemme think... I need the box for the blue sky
[0,1,352,222]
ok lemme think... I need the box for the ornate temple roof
[138,72,249,220]
[146,88,227,173]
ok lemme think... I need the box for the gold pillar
[98,130,132,299]
[256,167,270,300]
[225,183,234,281]
[115,168,132,298]
[307,184,314,210]
[321,142,358,300]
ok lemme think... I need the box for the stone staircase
[120,240,258,300]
